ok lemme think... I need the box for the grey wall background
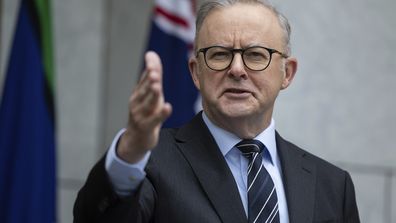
[1,0,395,222]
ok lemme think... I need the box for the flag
[147,0,200,128]
[0,0,56,222]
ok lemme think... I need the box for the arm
[105,129,150,196]
[118,51,172,164]
[73,154,157,223]
[73,52,171,222]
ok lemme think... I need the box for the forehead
[197,3,284,49]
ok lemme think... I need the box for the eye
[207,48,232,61]
[244,50,268,61]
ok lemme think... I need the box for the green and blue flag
[0,0,56,222]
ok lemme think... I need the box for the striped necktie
[236,139,280,223]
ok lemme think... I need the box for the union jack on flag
[146,0,201,128]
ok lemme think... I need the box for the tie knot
[235,139,264,155]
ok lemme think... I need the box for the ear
[281,57,298,90]
[189,57,201,90]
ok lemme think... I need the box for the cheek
[200,75,215,94]
[199,67,221,91]
[253,75,282,98]
[192,62,206,90]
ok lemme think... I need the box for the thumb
[145,51,163,75]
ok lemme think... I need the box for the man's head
[189,0,298,138]
[195,0,292,55]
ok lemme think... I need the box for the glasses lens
[243,47,271,71]
[205,47,233,70]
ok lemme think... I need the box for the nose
[227,53,248,80]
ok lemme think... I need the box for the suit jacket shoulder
[276,133,360,222]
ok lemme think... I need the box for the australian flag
[146,0,200,128]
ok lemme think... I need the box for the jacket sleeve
[73,155,156,223]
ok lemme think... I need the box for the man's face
[189,3,296,130]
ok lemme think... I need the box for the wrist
[116,130,148,164]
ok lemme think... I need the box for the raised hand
[117,51,172,163]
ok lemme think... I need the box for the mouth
[223,88,252,98]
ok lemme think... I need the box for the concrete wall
[1,0,395,222]
[274,1,396,221]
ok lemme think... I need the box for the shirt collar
[202,112,278,165]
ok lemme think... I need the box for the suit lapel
[276,132,316,223]
[175,113,246,223]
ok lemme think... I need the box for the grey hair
[195,0,291,55]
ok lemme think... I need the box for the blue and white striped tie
[236,139,280,223]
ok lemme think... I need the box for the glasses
[196,46,288,71]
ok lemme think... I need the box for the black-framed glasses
[196,45,288,71]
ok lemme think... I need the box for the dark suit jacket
[74,113,360,223]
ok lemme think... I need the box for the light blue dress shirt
[106,113,289,223]
[201,113,289,223]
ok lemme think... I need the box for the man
[74,0,360,222]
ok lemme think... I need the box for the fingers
[134,51,162,103]
[150,102,172,125]
[133,70,160,104]
[129,51,171,130]
[138,51,162,85]
[117,51,171,162]
[145,51,163,75]
[131,81,161,120]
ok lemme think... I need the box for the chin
[204,98,257,119]
[219,104,256,119]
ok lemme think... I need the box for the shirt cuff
[105,128,151,196]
